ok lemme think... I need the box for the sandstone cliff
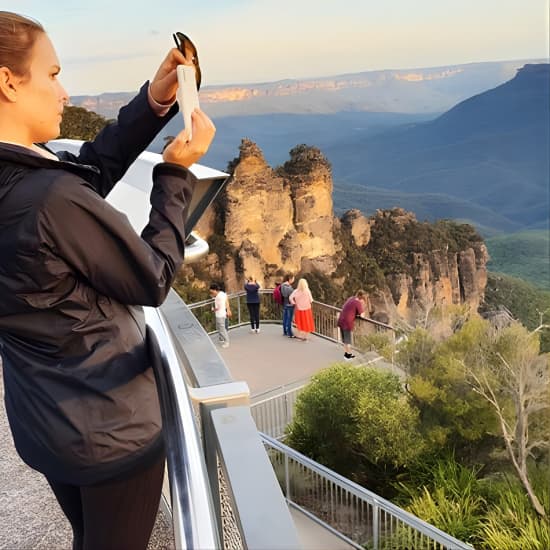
[185,140,488,324]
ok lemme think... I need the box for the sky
[9,0,550,95]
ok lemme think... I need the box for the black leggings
[247,302,260,329]
[46,454,165,550]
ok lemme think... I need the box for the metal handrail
[187,289,395,340]
[144,306,220,550]
[154,290,301,549]
[261,434,474,550]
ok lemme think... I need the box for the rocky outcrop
[210,140,339,285]
[341,209,371,247]
[184,140,489,324]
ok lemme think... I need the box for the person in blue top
[281,273,296,337]
[244,276,261,333]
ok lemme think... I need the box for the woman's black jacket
[0,83,196,485]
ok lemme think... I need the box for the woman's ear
[0,67,20,102]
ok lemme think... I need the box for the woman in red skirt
[289,278,315,341]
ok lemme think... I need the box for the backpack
[273,283,283,305]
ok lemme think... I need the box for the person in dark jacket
[0,11,215,550]
[281,273,296,337]
[244,276,261,333]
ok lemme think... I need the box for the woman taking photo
[0,11,215,549]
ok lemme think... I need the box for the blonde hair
[0,12,44,77]
[297,278,309,292]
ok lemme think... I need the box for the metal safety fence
[262,434,474,550]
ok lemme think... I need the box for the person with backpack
[281,273,296,338]
[273,281,283,307]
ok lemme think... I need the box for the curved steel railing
[144,306,220,550]
[262,434,474,550]
[146,293,301,549]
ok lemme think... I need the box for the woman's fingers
[150,48,193,104]
[162,110,215,167]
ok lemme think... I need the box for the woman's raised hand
[162,108,216,168]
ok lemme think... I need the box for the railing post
[237,294,242,325]
[285,453,291,503]
[283,393,289,433]
[373,503,379,549]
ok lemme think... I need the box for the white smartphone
[176,65,200,139]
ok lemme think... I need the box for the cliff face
[383,245,489,321]
[189,140,488,323]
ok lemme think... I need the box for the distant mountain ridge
[327,63,550,232]
[70,59,542,118]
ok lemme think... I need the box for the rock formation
[187,140,489,324]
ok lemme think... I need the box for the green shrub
[286,365,424,491]
[406,486,484,545]
[394,456,485,546]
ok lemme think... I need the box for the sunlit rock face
[223,139,295,280]
[341,209,371,248]
[214,140,339,286]
[385,246,488,323]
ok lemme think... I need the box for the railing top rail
[187,289,395,331]
[356,315,395,331]
[251,379,309,405]
[261,433,474,550]
[160,290,233,388]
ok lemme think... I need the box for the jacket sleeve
[39,163,196,307]
[57,82,178,198]
[281,284,292,299]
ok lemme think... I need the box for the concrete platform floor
[212,322,399,397]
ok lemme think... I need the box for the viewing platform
[214,323,396,397]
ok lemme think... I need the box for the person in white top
[209,283,231,347]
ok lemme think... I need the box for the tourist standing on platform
[210,283,231,347]
[290,278,315,341]
[244,276,261,333]
[281,273,296,338]
[0,11,216,550]
[337,290,367,359]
